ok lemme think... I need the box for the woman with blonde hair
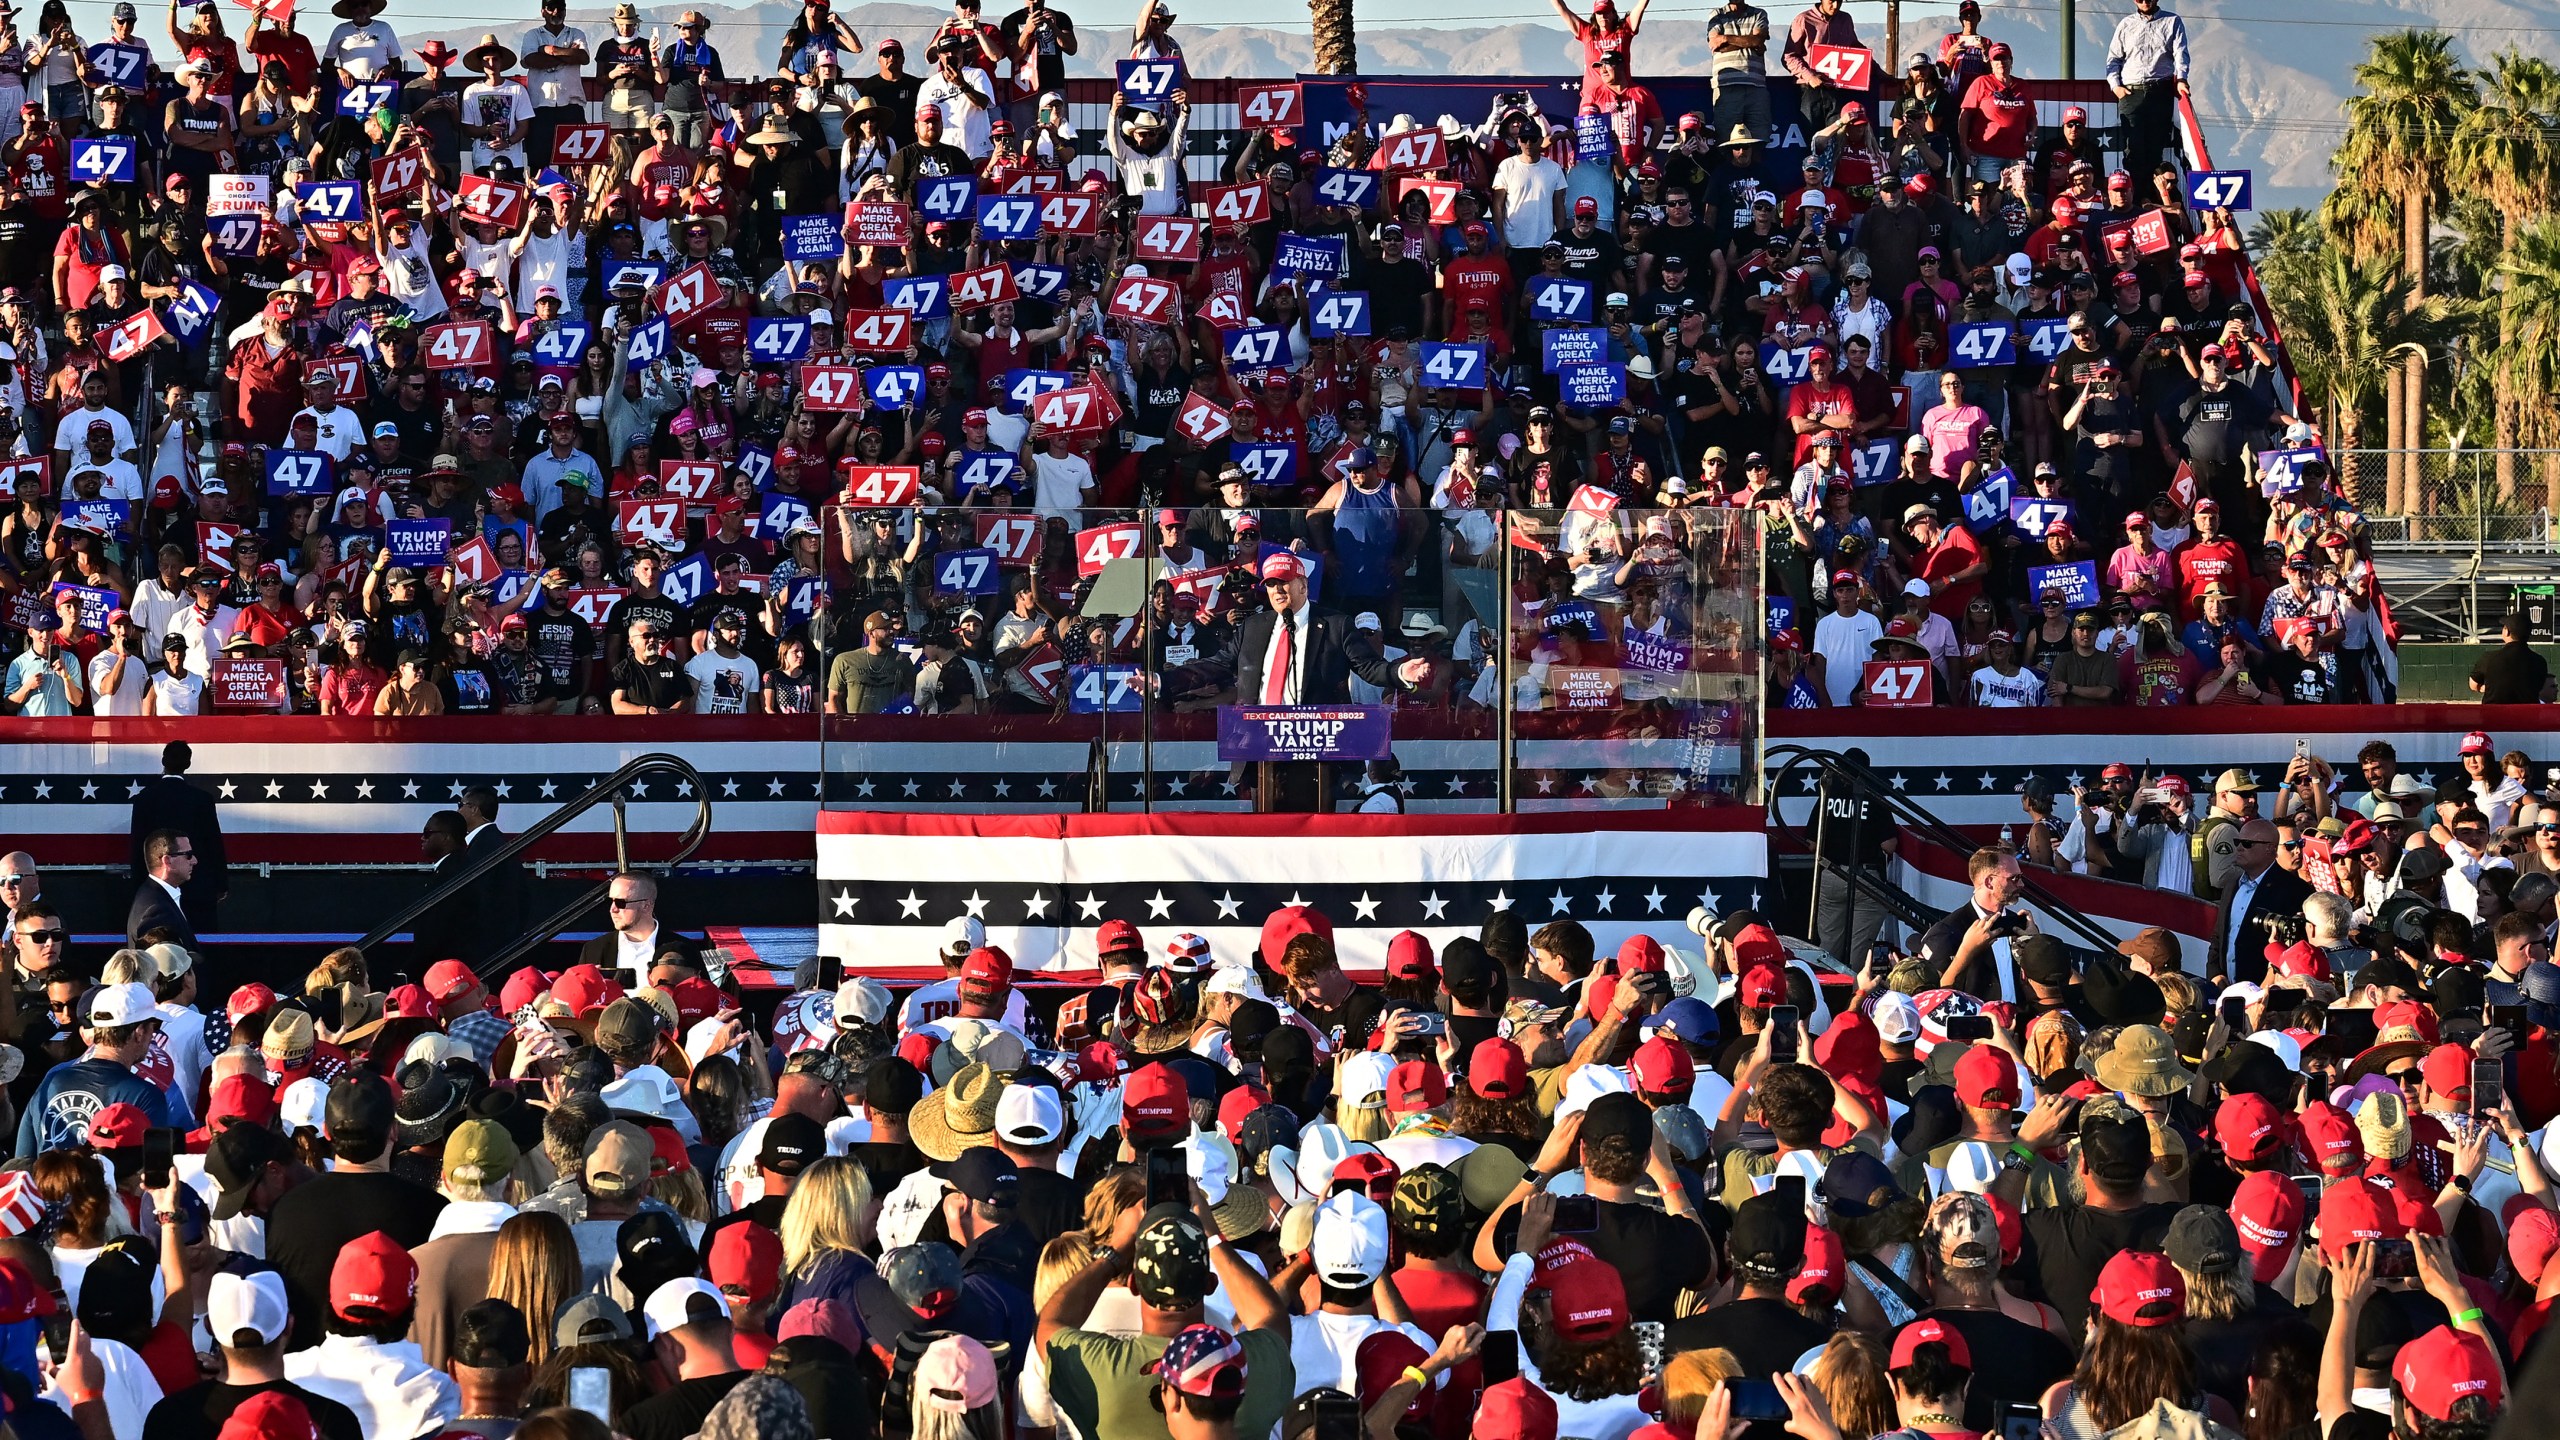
[774,1156,876,1313]
[488,1211,580,1365]
[1661,1349,1744,1435]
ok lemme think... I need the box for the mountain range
[420,0,2536,212]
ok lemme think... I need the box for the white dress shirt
[1260,601,1314,704]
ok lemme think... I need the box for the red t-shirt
[247,28,320,96]
[1442,252,1512,326]
[1918,524,1986,616]
[1959,75,2036,160]
[1785,379,1855,466]
[2171,535,2249,620]
[1392,1262,1489,1342]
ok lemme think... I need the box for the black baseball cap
[865,1057,927,1119]
[1438,937,1499,999]
[2079,1109,2153,1189]
[1579,1092,1653,1151]
[1729,1186,1806,1281]
[759,1112,825,1176]
[205,1120,283,1219]
[2014,935,2072,986]
[324,1072,396,1155]
[931,1147,1021,1209]
[1131,1202,1212,1307]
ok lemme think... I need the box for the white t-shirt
[916,68,996,158]
[1970,665,2045,707]
[462,79,535,169]
[322,18,401,79]
[66,459,144,504]
[684,648,761,713]
[896,979,1033,1035]
[1288,1311,1432,1397]
[89,649,148,716]
[1493,153,1567,251]
[1029,450,1094,517]
[150,670,205,715]
[292,404,367,462]
[52,405,134,460]
[1811,607,1883,706]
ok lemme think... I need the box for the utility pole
[1884,0,1899,77]
[2060,0,2075,77]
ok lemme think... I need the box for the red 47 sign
[1108,275,1180,323]
[948,263,1018,311]
[551,122,610,166]
[975,512,1041,565]
[617,498,685,549]
[1040,192,1102,235]
[1074,521,1143,577]
[1167,565,1227,611]
[1130,215,1204,262]
[841,309,913,353]
[308,354,366,400]
[1375,128,1445,173]
[1198,292,1245,329]
[656,263,716,326]
[1806,43,1874,89]
[0,456,50,500]
[1031,384,1107,435]
[370,147,429,200]
[1202,182,1269,229]
[1399,178,1460,225]
[448,535,501,584]
[1863,659,1934,708]
[1237,82,1301,129]
[102,308,168,362]
[195,522,243,572]
[457,174,528,228]
[799,364,866,411]
[1003,171,1063,194]
[1175,391,1232,444]
[1016,641,1064,703]
[423,319,493,370]
[841,465,921,506]
[658,460,721,501]
[563,586,627,627]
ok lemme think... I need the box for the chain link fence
[2340,450,2560,550]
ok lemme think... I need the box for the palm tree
[2455,51,2560,498]
[1309,0,1357,73]
[2275,243,2465,510]
[2335,30,2475,511]
[2497,221,2560,516]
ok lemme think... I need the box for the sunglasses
[18,929,64,943]
[608,896,648,909]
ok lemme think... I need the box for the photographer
[997,0,1077,128]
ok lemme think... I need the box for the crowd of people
[4,785,2560,1440]
[0,0,2358,720]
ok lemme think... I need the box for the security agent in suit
[128,740,227,934]
[457,783,527,942]
[129,829,198,947]
[413,810,488,965]
[2209,816,2316,985]
[1231,550,1415,813]
[575,871,709,984]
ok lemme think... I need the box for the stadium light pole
[2059,0,2075,78]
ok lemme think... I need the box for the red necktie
[1264,615,1293,704]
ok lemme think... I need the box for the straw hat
[910,1061,1006,1161]
[677,209,730,249]
[745,117,799,147]
[463,34,519,72]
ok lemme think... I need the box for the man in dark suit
[1231,551,1413,813]
[128,741,227,934]
[457,784,527,944]
[575,871,707,985]
[413,811,484,964]
[129,829,198,947]
[2210,818,2314,985]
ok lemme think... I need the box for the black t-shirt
[625,1371,751,1440]
[2177,382,2265,465]
[2472,642,2552,705]
[266,1170,448,1353]
[604,591,685,646]
[855,72,926,146]
[1663,1295,1835,1381]
[147,1380,365,1440]
[2017,1201,2178,1335]
[1925,1307,2078,1430]
[850,1139,930,1197]
[526,608,595,696]
[1293,984,1388,1054]
[2265,651,2337,705]
[1494,1198,1713,1324]
[1558,227,1626,289]
[1011,1165,1082,1250]
[612,655,691,710]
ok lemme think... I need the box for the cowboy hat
[463,34,518,72]
[910,1061,1006,1162]
[676,209,729,248]
[413,39,461,67]
[745,117,798,146]
[329,0,382,17]
[319,982,389,1047]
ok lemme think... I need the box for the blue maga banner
[1216,704,1394,762]
[2029,559,2101,608]
[782,213,843,262]
[1560,363,1626,408]
[1273,232,1348,278]
[1541,328,1607,373]
[387,519,452,564]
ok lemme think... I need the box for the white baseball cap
[1554,1062,1630,1120]
[995,1082,1063,1146]
[941,915,986,958]
[837,975,893,1026]
[1870,991,1921,1045]
[208,1270,290,1346]
[1204,967,1268,1002]
[86,982,157,1029]
[1944,1140,2000,1194]
[279,1077,330,1132]
[1310,1191,1389,1287]
[1337,1050,1393,1109]
[642,1277,732,1339]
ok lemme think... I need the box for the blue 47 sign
[265,450,333,496]
[748,316,811,363]
[2009,496,2076,541]
[2186,170,2252,211]
[1068,664,1146,713]
[1949,322,2016,369]
[1226,325,1288,369]
[934,547,1002,595]
[1418,344,1486,389]
[1117,58,1183,108]
[70,137,136,184]
[1527,276,1593,324]
[1308,291,1370,338]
